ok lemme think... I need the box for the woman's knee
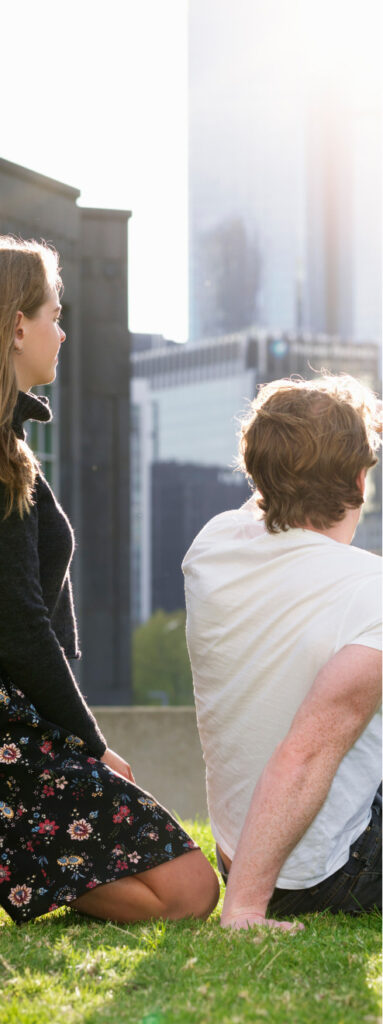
[189,851,220,919]
[71,850,220,924]
[145,849,220,920]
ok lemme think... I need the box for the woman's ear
[13,311,24,352]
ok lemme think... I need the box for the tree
[132,609,194,706]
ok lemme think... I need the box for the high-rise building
[130,330,258,622]
[188,0,381,344]
[305,88,381,341]
[131,329,381,623]
[151,462,250,612]
[188,0,304,341]
[0,157,132,704]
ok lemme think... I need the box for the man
[182,375,382,931]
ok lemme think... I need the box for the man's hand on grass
[220,911,304,932]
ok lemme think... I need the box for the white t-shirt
[182,497,382,889]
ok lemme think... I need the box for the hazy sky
[188,0,381,337]
[1,0,188,341]
[1,0,380,342]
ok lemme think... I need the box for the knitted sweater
[0,390,107,757]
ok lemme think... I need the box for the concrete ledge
[91,706,208,820]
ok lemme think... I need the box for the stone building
[0,157,132,704]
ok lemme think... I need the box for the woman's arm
[0,487,107,757]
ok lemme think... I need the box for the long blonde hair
[0,237,62,518]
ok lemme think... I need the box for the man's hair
[238,374,382,533]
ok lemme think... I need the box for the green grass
[0,820,381,1024]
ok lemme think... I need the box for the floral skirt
[0,674,198,925]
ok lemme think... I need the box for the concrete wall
[91,706,208,821]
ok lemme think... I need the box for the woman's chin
[33,371,56,388]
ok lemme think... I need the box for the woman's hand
[100,747,135,783]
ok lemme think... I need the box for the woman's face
[13,285,66,392]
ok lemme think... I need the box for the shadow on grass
[0,906,381,1024]
[76,910,382,1024]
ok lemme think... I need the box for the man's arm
[221,644,382,931]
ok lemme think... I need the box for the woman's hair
[0,236,62,518]
[238,374,382,533]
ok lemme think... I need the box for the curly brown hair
[238,374,381,533]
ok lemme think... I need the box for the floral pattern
[0,674,198,924]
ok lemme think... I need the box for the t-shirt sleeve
[0,486,107,757]
[335,575,382,653]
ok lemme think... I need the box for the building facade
[305,90,382,341]
[131,328,381,622]
[151,462,250,613]
[0,157,132,704]
[188,0,381,344]
[188,0,304,340]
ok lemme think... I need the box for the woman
[0,236,219,925]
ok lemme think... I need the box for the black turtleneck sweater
[0,391,107,757]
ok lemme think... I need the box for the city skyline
[1,1,381,344]
[188,0,381,342]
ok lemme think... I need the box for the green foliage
[132,610,194,706]
[0,820,381,1024]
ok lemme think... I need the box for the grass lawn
[0,820,381,1024]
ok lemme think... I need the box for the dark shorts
[216,788,382,917]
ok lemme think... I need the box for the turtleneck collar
[12,390,53,439]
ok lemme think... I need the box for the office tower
[306,87,381,341]
[188,0,306,340]
[131,329,381,620]
[188,0,381,343]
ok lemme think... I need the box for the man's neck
[303,509,360,546]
